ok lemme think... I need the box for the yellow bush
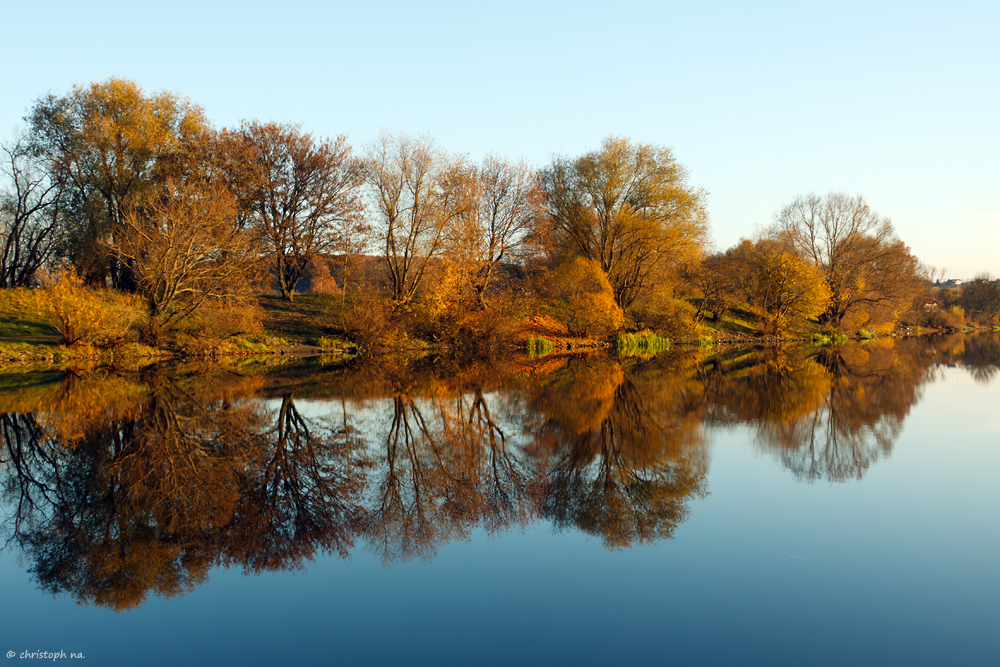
[187,299,263,340]
[421,260,466,318]
[35,268,143,347]
[548,258,624,337]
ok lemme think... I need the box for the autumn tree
[26,78,207,287]
[739,238,830,336]
[362,131,470,305]
[447,155,541,307]
[548,257,624,337]
[960,273,1000,323]
[234,121,363,301]
[0,133,64,287]
[116,180,260,344]
[540,136,709,309]
[682,251,741,324]
[774,193,919,328]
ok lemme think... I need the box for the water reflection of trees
[359,374,543,564]
[702,339,935,482]
[928,333,1000,384]
[0,368,363,611]
[528,356,708,549]
[0,356,713,605]
[0,334,995,608]
[232,393,366,572]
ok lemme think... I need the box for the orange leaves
[34,267,143,347]
[540,135,709,309]
[547,257,624,337]
[741,239,830,335]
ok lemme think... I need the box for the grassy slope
[0,286,929,367]
[0,289,58,338]
[257,294,355,347]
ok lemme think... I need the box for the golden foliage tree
[548,257,625,337]
[774,193,919,327]
[740,238,831,336]
[540,136,708,309]
[27,77,208,287]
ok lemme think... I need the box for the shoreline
[1,326,996,371]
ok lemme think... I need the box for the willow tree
[540,136,709,309]
[27,77,207,287]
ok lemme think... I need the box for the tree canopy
[3,78,987,346]
[540,136,709,309]
[233,121,363,301]
[774,193,919,327]
[27,77,208,287]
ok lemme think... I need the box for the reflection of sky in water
[0,360,997,665]
[919,367,1000,436]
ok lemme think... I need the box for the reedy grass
[615,331,671,356]
[526,336,554,358]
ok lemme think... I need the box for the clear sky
[2,0,997,277]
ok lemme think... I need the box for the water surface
[1,335,997,665]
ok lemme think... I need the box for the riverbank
[0,290,995,369]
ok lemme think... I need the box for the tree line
[2,77,997,347]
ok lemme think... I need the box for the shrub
[334,295,402,348]
[445,302,522,352]
[187,300,264,340]
[547,258,624,337]
[630,297,700,339]
[925,307,964,330]
[35,269,142,347]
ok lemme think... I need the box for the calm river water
[0,334,997,666]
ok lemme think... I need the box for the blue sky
[2,0,997,277]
